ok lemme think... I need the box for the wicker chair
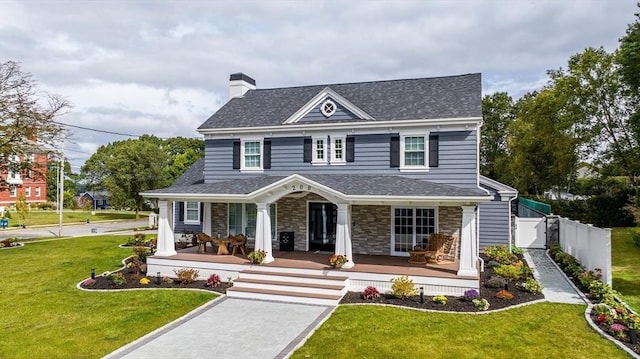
[425,234,455,264]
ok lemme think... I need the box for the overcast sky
[1,1,637,171]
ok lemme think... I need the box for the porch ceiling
[141,173,492,204]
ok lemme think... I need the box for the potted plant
[248,249,267,264]
[328,254,347,268]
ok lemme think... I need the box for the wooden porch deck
[157,246,474,280]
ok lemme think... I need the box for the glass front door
[308,202,337,251]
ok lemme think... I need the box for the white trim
[330,136,346,164]
[311,136,327,165]
[283,87,375,124]
[390,206,439,256]
[240,138,264,173]
[479,175,518,201]
[201,117,482,139]
[400,132,429,171]
[320,99,336,118]
[183,201,201,225]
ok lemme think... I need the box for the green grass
[0,235,215,358]
[292,304,627,359]
[611,227,640,312]
[6,210,144,227]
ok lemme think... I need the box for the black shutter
[263,140,271,169]
[178,202,184,221]
[232,140,240,169]
[390,135,400,168]
[346,136,355,162]
[429,135,439,167]
[303,137,312,163]
[200,202,204,222]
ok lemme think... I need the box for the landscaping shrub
[493,264,521,281]
[511,247,524,256]
[472,298,490,311]
[520,278,543,294]
[432,295,447,305]
[362,286,380,300]
[174,268,200,284]
[496,290,514,300]
[464,289,480,301]
[485,276,504,289]
[390,275,418,299]
[206,274,221,287]
[483,245,518,264]
[109,272,127,286]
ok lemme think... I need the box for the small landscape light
[504,282,509,290]
[156,271,161,285]
[91,268,95,279]
[419,287,424,304]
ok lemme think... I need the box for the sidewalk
[0,219,149,240]
[523,249,585,305]
[105,297,334,359]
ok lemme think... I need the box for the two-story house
[142,73,517,304]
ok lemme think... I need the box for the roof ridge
[248,73,480,92]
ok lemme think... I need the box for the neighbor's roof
[198,73,482,130]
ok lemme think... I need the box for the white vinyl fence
[557,217,612,286]
[515,217,547,249]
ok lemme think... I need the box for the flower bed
[548,244,639,355]
[341,246,544,312]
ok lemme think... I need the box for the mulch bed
[589,312,640,354]
[340,256,544,312]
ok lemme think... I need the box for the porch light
[156,272,162,285]
[419,287,424,304]
[90,268,95,279]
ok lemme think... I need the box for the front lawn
[611,227,640,312]
[6,210,144,227]
[0,235,214,358]
[292,304,628,358]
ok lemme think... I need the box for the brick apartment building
[0,152,48,208]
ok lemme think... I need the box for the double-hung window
[35,187,41,197]
[400,135,428,171]
[25,187,31,197]
[331,136,346,164]
[228,203,277,239]
[312,137,327,165]
[184,202,200,224]
[9,187,17,197]
[242,140,262,171]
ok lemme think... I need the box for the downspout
[508,193,519,252]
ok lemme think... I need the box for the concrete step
[233,277,346,296]
[226,286,342,306]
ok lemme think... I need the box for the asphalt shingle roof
[173,158,205,186]
[198,73,481,129]
[145,174,487,198]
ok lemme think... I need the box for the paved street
[0,219,150,240]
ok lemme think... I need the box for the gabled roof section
[173,158,205,186]
[282,87,374,124]
[198,73,481,130]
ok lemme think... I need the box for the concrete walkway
[0,219,149,240]
[104,297,334,359]
[523,249,585,305]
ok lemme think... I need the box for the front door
[308,202,337,251]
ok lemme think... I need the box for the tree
[15,191,30,227]
[162,137,204,182]
[481,92,515,183]
[508,89,580,195]
[46,160,79,204]
[81,136,171,218]
[0,61,69,191]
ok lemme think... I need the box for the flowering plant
[206,274,222,287]
[328,254,347,267]
[463,289,479,301]
[432,295,448,305]
[139,277,151,285]
[248,250,267,264]
[609,323,627,339]
[362,286,380,300]
[82,278,96,287]
[495,289,514,300]
[472,298,490,311]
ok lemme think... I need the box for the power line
[54,121,168,139]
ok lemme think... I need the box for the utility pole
[58,135,64,237]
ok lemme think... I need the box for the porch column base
[457,205,477,276]
[255,202,274,263]
[156,200,177,257]
[342,261,354,269]
[457,268,478,277]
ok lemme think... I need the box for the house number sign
[291,184,311,191]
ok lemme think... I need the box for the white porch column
[202,203,212,236]
[457,205,477,276]
[254,202,274,263]
[335,203,354,268]
[156,200,177,257]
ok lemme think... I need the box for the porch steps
[226,269,348,306]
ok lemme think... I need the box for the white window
[35,187,41,197]
[331,136,346,164]
[241,139,263,171]
[8,155,20,180]
[312,137,327,165]
[9,187,17,197]
[25,187,31,197]
[400,134,429,171]
[392,207,437,255]
[184,202,200,224]
[227,203,276,239]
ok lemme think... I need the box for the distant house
[78,191,110,210]
[141,72,518,304]
[0,152,48,208]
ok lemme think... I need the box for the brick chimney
[229,73,256,99]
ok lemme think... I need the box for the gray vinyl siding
[173,202,202,235]
[298,100,359,123]
[203,130,478,188]
[478,186,511,249]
